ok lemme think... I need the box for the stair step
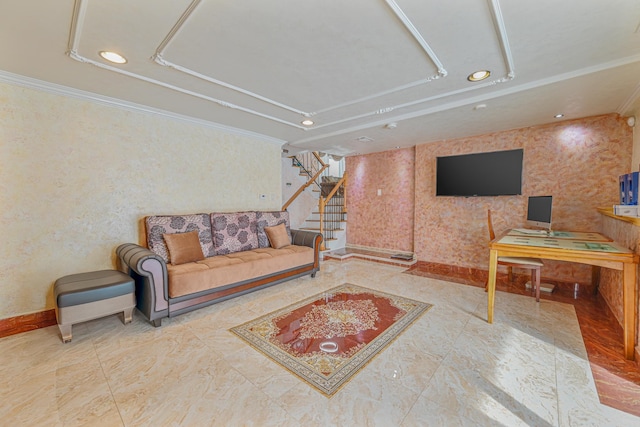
[300,227,345,232]
[306,219,346,223]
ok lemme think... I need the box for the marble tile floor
[1,260,639,426]
[405,261,640,418]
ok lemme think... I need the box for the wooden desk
[487,231,639,360]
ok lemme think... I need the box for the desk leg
[488,249,498,324]
[592,265,601,296]
[622,262,637,360]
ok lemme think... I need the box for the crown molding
[290,54,640,146]
[0,70,286,146]
[148,0,513,130]
[618,81,640,115]
[68,0,514,132]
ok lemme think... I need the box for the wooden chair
[485,210,545,301]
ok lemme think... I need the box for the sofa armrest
[290,229,323,250]
[116,243,169,326]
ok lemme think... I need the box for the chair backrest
[487,209,496,241]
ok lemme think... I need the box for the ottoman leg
[59,324,72,343]
[123,306,134,324]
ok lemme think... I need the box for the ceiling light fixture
[467,70,490,82]
[301,119,314,126]
[554,113,564,118]
[99,51,127,64]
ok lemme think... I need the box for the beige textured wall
[0,82,281,318]
[346,147,415,252]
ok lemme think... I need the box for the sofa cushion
[163,231,205,265]
[211,211,259,255]
[265,223,291,249]
[167,245,314,298]
[146,214,215,263]
[256,211,291,248]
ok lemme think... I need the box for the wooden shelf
[597,207,640,226]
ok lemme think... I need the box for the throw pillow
[163,231,205,265]
[211,211,259,255]
[264,223,291,249]
[146,214,214,262]
[256,211,291,248]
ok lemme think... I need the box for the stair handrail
[320,172,348,208]
[282,153,328,211]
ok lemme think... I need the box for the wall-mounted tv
[436,149,523,197]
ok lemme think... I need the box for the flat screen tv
[436,149,523,197]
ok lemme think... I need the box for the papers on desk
[512,228,547,236]
[498,235,630,253]
[507,229,611,242]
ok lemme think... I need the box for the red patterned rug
[230,283,432,396]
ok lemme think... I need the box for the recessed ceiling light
[99,51,127,64]
[467,70,491,82]
[301,119,314,126]
[554,114,564,118]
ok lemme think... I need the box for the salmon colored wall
[414,114,631,283]
[347,114,633,284]
[346,147,415,252]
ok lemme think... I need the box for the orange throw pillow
[264,223,291,249]
[163,231,205,265]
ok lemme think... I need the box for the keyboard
[512,228,548,236]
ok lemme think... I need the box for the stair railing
[318,172,348,250]
[282,152,328,211]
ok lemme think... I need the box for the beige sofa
[116,211,321,326]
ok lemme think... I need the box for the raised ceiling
[1,0,640,155]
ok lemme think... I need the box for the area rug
[230,283,432,396]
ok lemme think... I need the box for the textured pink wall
[414,114,632,283]
[346,147,415,252]
[347,114,633,284]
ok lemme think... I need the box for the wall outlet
[377,189,382,196]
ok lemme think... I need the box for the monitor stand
[525,281,555,294]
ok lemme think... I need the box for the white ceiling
[2,0,640,156]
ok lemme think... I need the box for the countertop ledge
[597,207,640,226]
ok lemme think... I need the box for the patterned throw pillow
[256,211,291,248]
[211,211,259,255]
[146,214,215,263]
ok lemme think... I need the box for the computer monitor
[527,196,553,229]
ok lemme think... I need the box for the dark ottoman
[54,270,135,343]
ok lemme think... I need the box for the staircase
[300,193,346,251]
[283,152,347,251]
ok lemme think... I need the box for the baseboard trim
[0,309,57,338]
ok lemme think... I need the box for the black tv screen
[436,149,523,196]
